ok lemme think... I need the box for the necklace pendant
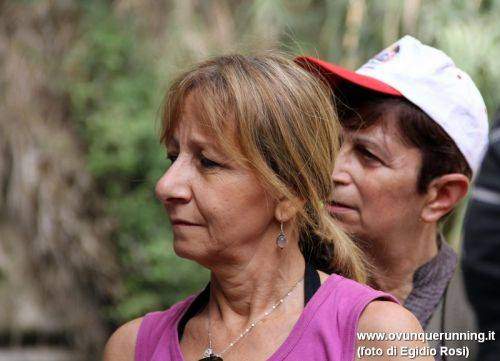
[198,355,223,361]
[199,348,223,361]
[203,348,213,357]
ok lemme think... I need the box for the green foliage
[65,1,207,322]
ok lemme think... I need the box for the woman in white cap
[103,53,433,361]
[297,36,489,361]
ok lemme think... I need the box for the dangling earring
[276,222,287,248]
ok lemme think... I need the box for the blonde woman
[103,54,432,361]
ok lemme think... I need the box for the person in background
[297,35,489,361]
[103,53,432,361]
[463,110,500,361]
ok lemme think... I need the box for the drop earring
[276,222,287,248]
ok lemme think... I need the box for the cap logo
[374,44,400,62]
[361,43,400,70]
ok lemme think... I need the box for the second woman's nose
[331,146,352,186]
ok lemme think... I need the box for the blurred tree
[0,1,120,359]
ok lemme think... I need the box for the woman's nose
[155,159,192,204]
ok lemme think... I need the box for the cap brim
[295,56,402,97]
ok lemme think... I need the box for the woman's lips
[170,219,202,227]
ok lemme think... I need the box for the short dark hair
[338,90,472,194]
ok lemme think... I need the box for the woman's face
[328,118,427,241]
[155,93,277,266]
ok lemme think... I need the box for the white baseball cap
[296,35,489,175]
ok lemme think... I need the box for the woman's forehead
[168,93,240,155]
[352,112,412,143]
[169,93,213,136]
[167,116,220,151]
[347,119,401,145]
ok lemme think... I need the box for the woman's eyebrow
[189,138,217,151]
[168,133,229,159]
[352,135,392,159]
[188,133,228,153]
[167,136,214,150]
[166,137,179,149]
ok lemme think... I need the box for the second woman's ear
[420,173,470,222]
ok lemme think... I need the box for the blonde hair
[160,53,368,283]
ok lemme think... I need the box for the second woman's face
[155,93,277,266]
[328,118,427,241]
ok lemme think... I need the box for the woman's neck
[364,223,439,303]
[207,238,305,330]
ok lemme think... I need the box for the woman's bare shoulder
[358,300,421,333]
[102,317,144,361]
[356,301,433,360]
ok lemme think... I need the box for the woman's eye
[167,154,178,163]
[356,146,381,163]
[200,155,220,169]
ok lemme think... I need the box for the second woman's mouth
[326,201,357,214]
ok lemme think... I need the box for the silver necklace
[200,277,303,361]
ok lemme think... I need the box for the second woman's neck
[367,222,439,303]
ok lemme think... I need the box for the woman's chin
[172,240,214,266]
[172,240,200,260]
[173,241,231,270]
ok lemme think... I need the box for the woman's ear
[420,174,470,222]
[274,197,305,223]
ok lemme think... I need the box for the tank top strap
[304,262,321,305]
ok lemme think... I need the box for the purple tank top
[135,273,398,361]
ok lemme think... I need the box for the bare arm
[102,317,143,361]
[355,301,433,361]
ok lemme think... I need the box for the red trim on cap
[295,56,402,97]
